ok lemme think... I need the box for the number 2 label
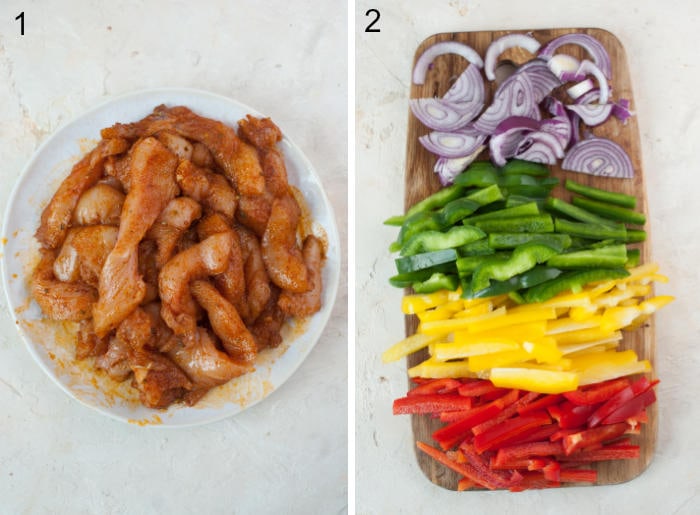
[365,9,380,33]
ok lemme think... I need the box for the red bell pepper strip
[601,388,656,425]
[473,391,539,436]
[458,443,516,490]
[563,377,630,405]
[517,394,563,415]
[474,410,551,454]
[457,380,508,398]
[439,409,474,423]
[489,456,534,470]
[432,403,503,450]
[559,444,640,462]
[542,460,561,482]
[494,440,564,466]
[588,377,657,427]
[558,468,598,483]
[508,472,560,491]
[562,422,629,455]
[408,378,462,396]
[503,423,560,446]
[393,394,473,415]
[416,441,498,490]
[457,477,477,491]
[548,401,598,429]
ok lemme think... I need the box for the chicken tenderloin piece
[53,225,119,287]
[238,115,289,197]
[92,137,179,336]
[102,105,265,196]
[191,280,257,365]
[146,196,202,269]
[32,250,97,321]
[196,213,249,321]
[36,137,129,249]
[71,183,125,226]
[168,328,253,405]
[128,348,192,409]
[176,160,237,219]
[158,231,233,337]
[238,226,271,324]
[261,193,309,293]
[278,235,324,317]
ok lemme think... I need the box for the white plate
[1,88,340,427]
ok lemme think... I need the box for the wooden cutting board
[403,28,656,489]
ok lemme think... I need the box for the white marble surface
[0,1,347,514]
[356,1,699,513]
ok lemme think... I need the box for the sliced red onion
[547,54,582,80]
[562,137,634,178]
[567,79,595,100]
[434,146,485,185]
[413,41,484,85]
[418,127,487,158]
[612,98,634,123]
[489,116,541,166]
[472,73,536,134]
[574,60,609,104]
[540,117,571,149]
[574,87,600,104]
[516,59,561,101]
[442,63,485,103]
[484,33,541,81]
[566,103,614,126]
[515,131,565,164]
[409,98,483,131]
[538,33,612,79]
[569,112,581,145]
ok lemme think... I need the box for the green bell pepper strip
[400,225,486,257]
[412,272,460,293]
[456,253,508,277]
[523,268,631,303]
[404,184,466,219]
[462,265,563,299]
[470,242,561,292]
[488,232,572,251]
[500,175,559,188]
[502,184,557,198]
[624,229,646,243]
[436,198,482,228]
[388,262,455,287]
[544,197,617,227]
[453,162,500,187]
[393,211,441,249]
[571,196,647,226]
[383,214,406,226]
[464,184,505,206]
[501,159,551,177]
[565,179,637,209]
[457,239,495,257]
[474,214,555,234]
[505,195,546,208]
[463,202,540,224]
[625,248,641,267]
[545,244,628,269]
[395,248,458,274]
[553,218,627,240]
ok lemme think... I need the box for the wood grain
[402,28,656,490]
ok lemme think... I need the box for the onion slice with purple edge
[562,136,634,177]
[443,63,485,103]
[413,41,483,85]
[484,33,541,81]
[515,130,565,164]
[574,60,610,104]
[566,103,614,126]
[434,145,485,185]
[567,78,595,100]
[489,116,541,166]
[409,98,483,131]
[419,127,487,159]
[473,71,537,134]
[538,32,612,79]
[547,54,582,81]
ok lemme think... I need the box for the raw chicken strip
[146,196,202,268]
[176,160,237,219]
[92,137,179,336]
[36,137,129,249]
[278,235,324,317]
[71,183,125,226]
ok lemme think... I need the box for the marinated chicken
[31,106,325,409]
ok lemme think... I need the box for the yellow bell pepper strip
[381,333,443,363]
[522,338,562,364]
[546,316,603,335]
[451,300,495,319]
[416,300,467,322]
[408,357,475,379]
[466,306,557,333]
[489,368,579,394]
[468,349,533,372]
[455,321,547,343]
[600,295,675,333]
[432,339,521,361]
[401,290,451,314]
[552,327,620,347]
[558,333,622,354]
[418,306,507,336]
